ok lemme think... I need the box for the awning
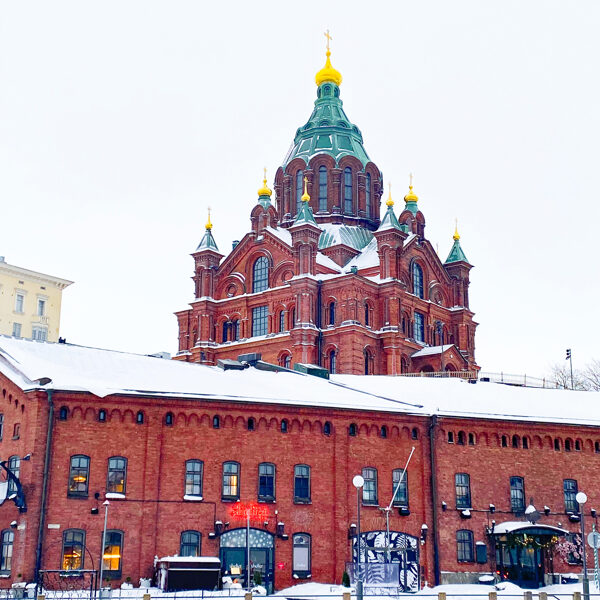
[491,521,568,536]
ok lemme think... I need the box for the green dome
[282,82,370,167]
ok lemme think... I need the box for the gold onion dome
[258,168,272,197]
[453,220,460,241]
[404,175,418,203]
[386,183,394,207]
[315,32,342,87]
[205,208,213,230]
[301,177,310,202]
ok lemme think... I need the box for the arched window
[62,529,85,570]
[365,172,372,218]
[510,476,525,512]
[565,439,572,452]
[284,355,291,369]
[279,310,286,333]
[554,438,561,451]
[364,350,372,375]
[222,321,230,342]
[281,419,288,433]
[329,349,336,374]
[180,531,201,557]
[448,432,454,443]
[258,462,276,501]
[290,307,296,328]
[98,409,106,422]
[293,533,311,578]
[296,170,304,214]
[468,432,475,445]
[392,469,409,508]
[457,431,465,445]
[107,457,127,494]
[501,435,508,447]
[222,461,240,501]
[523,437,529,449]
[318,166,327,212]
[247,417,255,431]
[101,530,123,577]
[136,411,144,425]
[364,303,370,327]
[344,167,353,214]
[512,435,520,449]
[252,257,269,293]
[362,467,378,505]
[231,319,240,341]
[596,441,600,454]
[0,530,14,574]
[380,425,387,438]
[165,412,173,426]
[68,455,88,497]
[59,406,68,420]
[349,423,357,437]
[212,415,220,429]
[185,459,203,496]
[457,530,474,562]
[294,465,310,502]
[412,428,419,440]
[323,421,332,436]
[412,263,424,298]
[329,302,335,326]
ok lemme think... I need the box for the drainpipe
[316,281,323,367]
[429,415,441,585]
[35,389,54,594]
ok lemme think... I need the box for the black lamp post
[576,492,590,600]
[352,474,364,600]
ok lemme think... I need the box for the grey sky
[1,1,598,377]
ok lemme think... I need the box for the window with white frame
[32,326,47,341]
[12,323,21,338]
[37,298,46,316]
[292,533,311,578]
[14,294,24,314]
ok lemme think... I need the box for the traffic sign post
[587,531,600,549]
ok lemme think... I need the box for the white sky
[1,1,598,378]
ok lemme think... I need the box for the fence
[396,371,560,389]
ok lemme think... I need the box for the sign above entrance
[229,502,270,521]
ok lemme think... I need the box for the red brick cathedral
[175,47,477,375]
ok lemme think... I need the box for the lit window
[258,463,275,502]
[180,531,201,557]
[344,168,353,214]
[292,533,311,578]
[392,469,409,507]
[14,294,24,314]
[7,456,20,494]
[185,460,203,496]
[68,455,89,497]
[252,305,268,337]
[362,467,378,505]
[319,166,327,212]
[0,530,14,574]
[12,323,21,338]
[294,465,310,503]
[62,529,85,570]
[222,461,240,501]
[102,530,123,576]
[252,257,269,293]
[564,479,578,513]
[414,312,425,343]
[455,473,471,509]
[107,457,127,494]
[510,476,525,512]
[457,529,474,562]
[412,263,424,298]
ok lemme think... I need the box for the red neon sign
[229,502,270,521]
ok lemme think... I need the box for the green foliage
[342,571,351,587]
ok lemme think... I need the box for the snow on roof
[315,252,342,272]
[345,238,379,271]
[411,344,454,358]
[491,521,568,535]
[264,226,292,246]
[1,337,599,427]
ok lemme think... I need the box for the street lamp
[98,500,110,599]
[352,475,364,600]
[576,492,590,600]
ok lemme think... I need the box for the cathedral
[175,44,477,375]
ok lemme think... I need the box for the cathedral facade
[175,47,478,375]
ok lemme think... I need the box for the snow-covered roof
[157,556,221,564]
[345,238,379,271]
[491,521,568,535]
[1,337,599,427]
[411,345,454,358]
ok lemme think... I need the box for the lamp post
[98,500,110,599]
[352,475,364,600]
[576,492,590,600]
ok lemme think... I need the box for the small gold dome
[453,220,460,241]
[205,208,212,231]
[404,181,418,203]
[258,168,272,197]
[301,177,310,202]
[386,182,394,207]
[315,50,342,87]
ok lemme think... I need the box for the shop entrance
[219,528,274,593]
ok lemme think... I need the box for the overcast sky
[1,1,598,378]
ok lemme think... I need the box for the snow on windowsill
[183,495,203,502]
[105,493,125,500]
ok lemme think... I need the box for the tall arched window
[252,256,269,293]
[328,302,335,326]
[231,319,240,341]
[296,170,304,214]
[62,529,85,571]
[344,167,353,214]
[68,455,88,497]
[412,262,424,298]
[222,461,240,501]
[279,310,286,333]
[364,350,372,375]
[365,172,371,218]
[185,459,203,497]
[364,302,370,326]
[318,166,327,211]
[107,457,127,494]
[222,321,230,342]
[329,349,336,374]
[0,530,14,574]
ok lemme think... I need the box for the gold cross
[263,166,267,181]
[388,182,392,196]
[409,173,413,187]
[324,30,332,51]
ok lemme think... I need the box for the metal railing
[396,370,560,389]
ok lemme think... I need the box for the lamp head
[352,474,364,489]
[576,492,588,505]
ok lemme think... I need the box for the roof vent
[237,353,262,366]
[293,363,329,380]
[217,359,248,371]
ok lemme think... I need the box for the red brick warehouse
[175,43,477,376]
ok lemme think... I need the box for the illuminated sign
[229,502,270,521]
[277,562,285,570]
